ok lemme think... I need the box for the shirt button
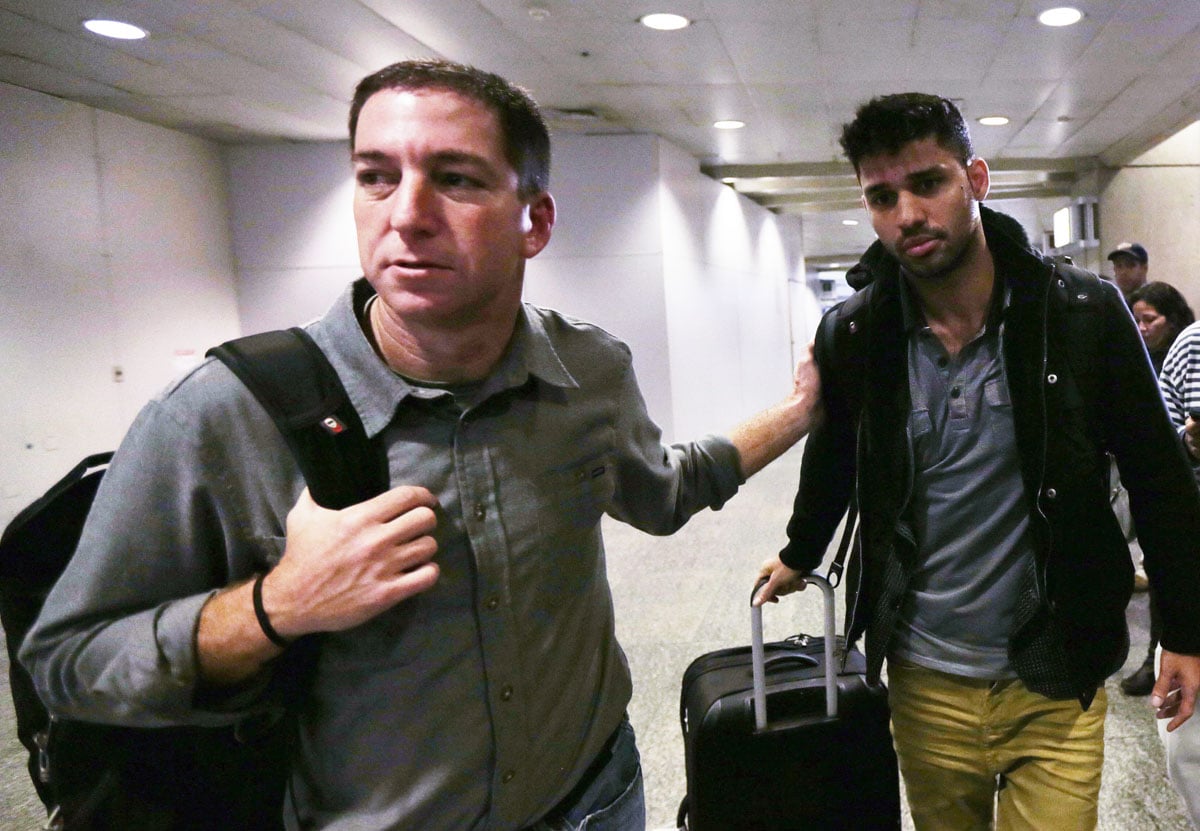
[500,684,514,701]
[502,770,515,784]
[1047,374,1058,385]
[486,596,500,611]
[1045,487,1058,500]
[950,386,961,398]
[474,503,486,521]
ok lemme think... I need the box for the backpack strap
[1049,261,1110,450]
[207,328,386,509]
[813,303,867,588]
[825,502,858,589]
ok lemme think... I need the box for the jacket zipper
[1032,266,1054,606]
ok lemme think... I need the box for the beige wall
[0,83,241,527]
[1100,121,1200,312]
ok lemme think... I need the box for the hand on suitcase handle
[752,557,809,607]
[751,573,837,727]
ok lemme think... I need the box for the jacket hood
[844,204,1036,290]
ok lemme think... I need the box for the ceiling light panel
[640,13,690,30]
[83,19,148,39]
[1038,7,1083,27]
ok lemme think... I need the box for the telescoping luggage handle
[751,574,837,730]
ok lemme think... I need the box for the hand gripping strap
[207,328,386,510]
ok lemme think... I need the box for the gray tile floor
[0,445,1192,829]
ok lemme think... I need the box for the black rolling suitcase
[677,574,900,830]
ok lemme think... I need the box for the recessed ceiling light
[978,116,1010,126]
[83,19,148,39]
[527,6,550,21]
[721,177,737,184]
[640,13,690,31]
[713,120,745,130]
[842,219,859,226]
[1038,7,1083,27]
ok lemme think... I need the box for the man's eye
[868,192,896,208]
[438,171,482,188]
[356,171,394,189]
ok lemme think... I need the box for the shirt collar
[897,264,1010,337]
[307,280,578,438]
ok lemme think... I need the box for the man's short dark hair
[839,93,975,174]
[349,59,550,198]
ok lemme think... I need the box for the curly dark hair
[1127,281,1196,336]
[839,93,975,174]
[348,58,550,198]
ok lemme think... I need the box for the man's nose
[895,191,925,228]
[388,175,438,232]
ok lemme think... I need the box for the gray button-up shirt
[23,280,743,830]
[890,279,1036,679]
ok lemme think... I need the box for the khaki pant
[888,660,1107,831]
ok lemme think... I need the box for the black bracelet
[252,572,292,649]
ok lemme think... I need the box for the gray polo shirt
[23,280,743,830]
[890,278,1036,679]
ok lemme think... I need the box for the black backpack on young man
[0,328,386,830]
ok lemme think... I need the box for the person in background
[755,92,1200,831]
[1108,241,1150,299]
[1118,281,1195,695]
[1129,281,1196,373]
[1157,317,1200,828]
[21,59,823,831]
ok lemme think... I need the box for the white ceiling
[4,0,1200,263]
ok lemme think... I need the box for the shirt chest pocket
[553,453,616,529]
[497,448,616,557]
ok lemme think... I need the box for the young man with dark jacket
[756,93,1200,830]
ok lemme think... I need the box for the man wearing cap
[1108,242,1150,298]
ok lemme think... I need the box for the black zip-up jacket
[780,206,1200,706]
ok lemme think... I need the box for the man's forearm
[729,392,821,479]
[727,342,822,479]
[196,578,285,686]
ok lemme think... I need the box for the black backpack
[0,327,386,830]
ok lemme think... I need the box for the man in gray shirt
[21,60,821,830]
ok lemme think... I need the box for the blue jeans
[527,718,645,831]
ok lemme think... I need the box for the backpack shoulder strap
[812,290,872,587]
[1049,262,1110,446]
[207,328,386,509]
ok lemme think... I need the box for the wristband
[252,572,292,649]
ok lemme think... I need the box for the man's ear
[522,192,556,259]
[967,157,990,201]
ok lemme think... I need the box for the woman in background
[1119,280,1195,696]
[1129,281,1196,372]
